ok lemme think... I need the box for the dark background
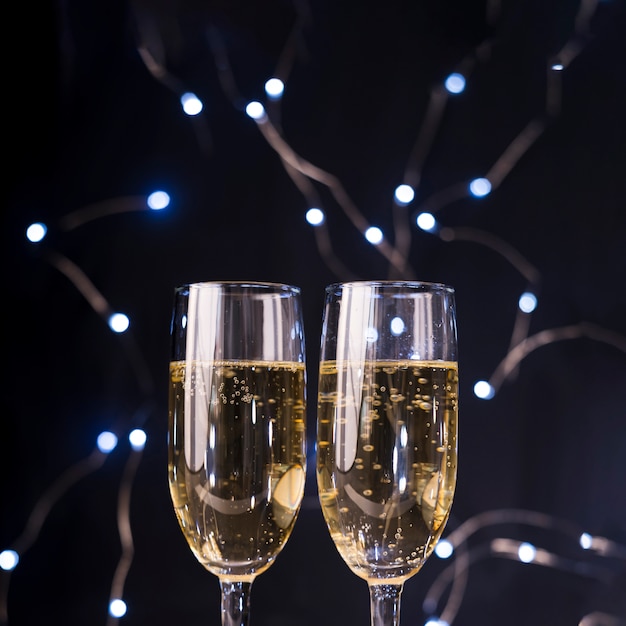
[3,1,626,625]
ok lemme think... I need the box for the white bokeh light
[306,207,325,226]
[390,316,405,336]
[518,291,537,313]
[129,428,147,451]
[109,598,127,618]
[0,549,19,571]
[469,177,492,197]
[474,380,495,399]
[264,77,285,99]
[180,92,203,116]
[245,101,266,120]
[108,313,130,333]
[147,190,170,210]
[518,542,536,563]
[416,212,437,232]
[365,327,379,343]
[26,222,47,243]
[97,431,118,454]
[365,226,383,245]
[435,539,454,559]
[444,72,466,94]
[394,184,415,205]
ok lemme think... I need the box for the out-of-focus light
[365,226,383,245]
[147,190,170,210]
[416,212,437,232]
[306,207,325,226]
[435,539,454,559]
[444,72,466,94]
[390,317,405,336]
[108,313,130,333]
[245,101,266,121]
[26,222,47,243]
[469,177,492,197]
[518,542,536,563]
[394,184,415,205]
[580,532,593,550]
[264,78,284,99]
[365,327,379,343]
[518,291,537,313]
[97,431,118,454]
[129,428,147,451]
[0,549,19,571]
[474,380,495,399]
[109,599,127,618]
[425,619,450,626]
[180,92,203,116]
[551,62,564,71]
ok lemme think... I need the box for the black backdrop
[3,1,626,625]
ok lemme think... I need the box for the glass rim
[325,280,455,294]
[175,281,301,295]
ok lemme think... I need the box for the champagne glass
[316,281,458,625]
[168,282,307,625]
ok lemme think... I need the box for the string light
[416,212,437,232]
[518,292,537,313]
[264,77,285,99]
[364,226,384,245]
[108,313,130,333]
[8,1,624,624]
[25,222,47,243]
[305,207,325,226]
[468,177,492,198]
[180,92,203,116]
[444,72,466,94]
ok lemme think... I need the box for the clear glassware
[316,281,459,625]
[168,282,307,625]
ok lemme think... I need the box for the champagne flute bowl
[168,281,307,625]
[316,281,458,626]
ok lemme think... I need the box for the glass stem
[219,580,252,626]
[369,583,404,626]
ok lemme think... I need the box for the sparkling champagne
[317,360,458,584]
[169,360,307,582]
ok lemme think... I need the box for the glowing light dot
[26,222,47,243]
[416,212,437,232]
[444,72,466,94]
[108,313,130,333]
[394,184,415,205]
[435,539,454,559]
[425,619,450,626]
[365,327,379,343]
[0,550,19,571]
[245,101,266,121]
[390,316,405,336]
[264,78,284,99]
[147,190,170,210]
[180,92,203,116]
[551,63,564,71]
[469,178,492,197]
[518,542,536,563]
[129,428,147,451]
[518,291,537,313]
[97,431,118,453]
[365,226,383,245]
[474,380,494,399]
[306,207,325,226]
[109,599,127,618]
[580,532,593,549]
